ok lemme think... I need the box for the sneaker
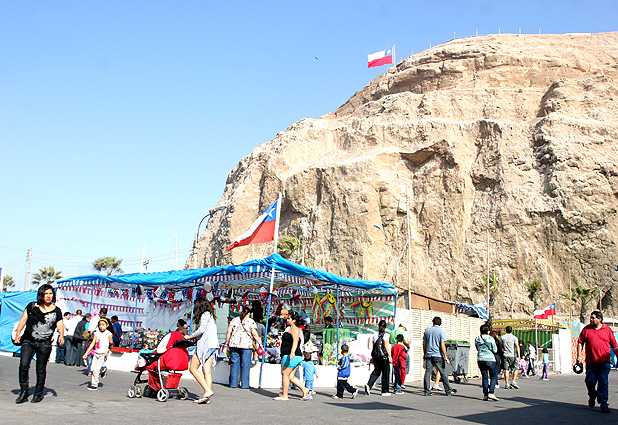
[395,391,404,395]
[351,389,358,399]
[542,378,548,381]
[495,383,499,389]
[87,373,92,376]
[446,389,457,396]
[600,406,611,414]
[332,395,342,399]
[303,395,313,401]
[87,385,97,391]
[510,382,519,389]
[381,393,391,397]
[423,392,432,396]
[588,397,596,408]
[487,394,499,401]
[364,384,370,395]
[432,384,444,391]
[504,384,511,389]
[400,385,406,389]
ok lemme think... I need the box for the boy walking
[392,334,408,394]
[333,345,358,399]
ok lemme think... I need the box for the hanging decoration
[350,299,373,319]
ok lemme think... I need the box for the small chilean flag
[533,303,556,319]
[368,48,393,68]
[225,199,279,251]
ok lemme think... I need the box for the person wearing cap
[576,310,618,414]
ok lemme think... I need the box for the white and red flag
[368,48,393,68]
[533,303,556,319]
[225,199,280,251]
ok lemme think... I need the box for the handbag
[239,319,259,351]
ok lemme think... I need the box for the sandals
[194,396,212,404]
[273,396,289,401]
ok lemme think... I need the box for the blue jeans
[393,366,403,391]
[585,362,611,408]
[478,360,498,396]
[229,347,252,388]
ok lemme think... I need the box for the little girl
[83,318,113,390]
[541,348,549,381]
[519,355,528,378]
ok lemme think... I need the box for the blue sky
[1,1,616,290]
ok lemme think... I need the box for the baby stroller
[127,331,193,402]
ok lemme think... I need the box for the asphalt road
[1,355,617,424]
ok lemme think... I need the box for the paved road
[1,355,617,424]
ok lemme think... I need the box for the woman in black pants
[365,320,392,396]
[13,284,64,403]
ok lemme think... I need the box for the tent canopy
[57,253,397,295]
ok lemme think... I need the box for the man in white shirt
[527,341,537,376]
[65,310,82,366]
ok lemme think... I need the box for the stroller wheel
[178,387,189,400]
[127,385,137,398]
[135,385,142,398]
[157,389,169,402]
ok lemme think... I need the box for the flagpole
[259,193,282,389]
[393,44,396,66]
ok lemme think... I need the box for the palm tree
[524,279,543,310]
[473,273,499,307]
[2,274,15,291]
[32,266,62,286]
[277,237,301,261]
[92,257,124,276]
[567,284,594,323]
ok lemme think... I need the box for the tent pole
[130,285,139,352]
[259,291,274,389]
[89,282,95,315]
[336,285,340,361]
[188,282,198,333]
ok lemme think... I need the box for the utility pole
[24,248,32,291]
[141,244,146,273]
[486,230,490,322]
[406,189,413,309]
[175,233,178,270]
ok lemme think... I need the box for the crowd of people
[10,285,618,414]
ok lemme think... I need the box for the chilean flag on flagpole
[533,303,556,319]
[225,198,280,251]
[368,47,393,68]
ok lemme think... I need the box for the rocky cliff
[188,32,618,318]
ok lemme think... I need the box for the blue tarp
[0,291,37,353]
[57,253,397,295]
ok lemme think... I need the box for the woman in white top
[184,298,218,404]
[225,307,262,389]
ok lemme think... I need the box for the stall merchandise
[56,253,397,387]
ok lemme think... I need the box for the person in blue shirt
[301,352,318,398]
[423,316,456,396]
[111,315,122,347]
[332,344,358,399]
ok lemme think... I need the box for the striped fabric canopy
[56,253,397,296]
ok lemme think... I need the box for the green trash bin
[444,340,470,383]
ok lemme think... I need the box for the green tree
[474,273,500,307]
[277,237,301,261]
[2,274,15,291]
[566,284,594,323]
[524,279,543,310]
[92,256,124,276]
[32,266,62,286]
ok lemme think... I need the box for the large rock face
[188,32,618,318]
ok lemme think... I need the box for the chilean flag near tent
[367,47,394,68]
[533,303,556,319]
[225,198,280,251]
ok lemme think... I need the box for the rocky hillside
[188,32,618,318]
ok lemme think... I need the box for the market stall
[55,253,397,388]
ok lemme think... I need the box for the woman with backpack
[364,319,392,396]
